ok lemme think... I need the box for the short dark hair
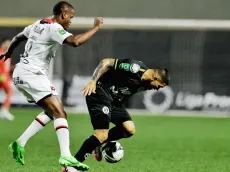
[53,1,74,15]
[156,68,170,85]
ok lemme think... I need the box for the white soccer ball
[102,141,124,163]
[62,167,79,172]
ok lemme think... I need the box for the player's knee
[48,103,66,119]
[94,130,109,143]
[124,126,136,137]
[44,111,54,120]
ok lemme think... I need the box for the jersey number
[21,41,33,64]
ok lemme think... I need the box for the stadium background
[1,1,230,172]
[1,0,230,115]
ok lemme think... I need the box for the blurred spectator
[0,38,15,120]
[61,76,75,107]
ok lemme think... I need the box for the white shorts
[13,64,58,103]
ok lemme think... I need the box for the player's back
[19,18,71,75]
[98,59,151,103]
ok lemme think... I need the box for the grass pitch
[1,108,230,172]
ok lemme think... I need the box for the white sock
[54,118,71,157]
[17,111,52,147]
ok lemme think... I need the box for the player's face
[150,72,166,90]
[150,80,166,90]
[61,8,75,29]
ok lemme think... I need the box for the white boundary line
[64,107,230,118]
[72,17,230,30]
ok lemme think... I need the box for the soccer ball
[102,141,124,163]
[62,167,79,172]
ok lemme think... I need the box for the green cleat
[8,141,25,165]
[59,156,89,171]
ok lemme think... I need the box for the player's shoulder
[116,58,148,73]
[30,20,41,26]
[118,58,145,66]
[33,19,63,30]
[128,59,148,73]
[50,22,64,30]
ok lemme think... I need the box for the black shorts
[86,86,132,130]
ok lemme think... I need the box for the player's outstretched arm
[64,17,103,47]
[0,32,27,61]
[91,58,115,82]
[81,58,115,96]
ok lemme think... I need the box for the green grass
[1,108,230,172]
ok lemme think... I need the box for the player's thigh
[111,106,132,126]
[86,95,111,130]
[13,66,64,118]
[13,66,51,103]
[111,106,135,134]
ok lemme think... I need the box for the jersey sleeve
[22,25,32,38]
[50,24,72,45]
[113,59,147,73]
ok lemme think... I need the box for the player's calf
[38,95,79,165]
[94,129,109,143]
[74,135,102,163]
[90,130,109,162]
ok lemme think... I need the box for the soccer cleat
[59,156,89,171]
[8,141,25,165]
[92,146,102,162]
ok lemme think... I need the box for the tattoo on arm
[91,59,115,81]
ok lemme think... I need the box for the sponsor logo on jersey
[119,63,131,71]
[58,29,66,35]
[102,106,110,114]
[130,63,140,73]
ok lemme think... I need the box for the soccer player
[63,58,169,171]
[0,38,14,120]
[0,1,103,170]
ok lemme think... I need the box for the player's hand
[81,80,97,96]
[94,17,103,28]
[0,51,11,62]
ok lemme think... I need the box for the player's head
[53,1,75,29]
[150,68,169,90]
[0,38,11,50]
